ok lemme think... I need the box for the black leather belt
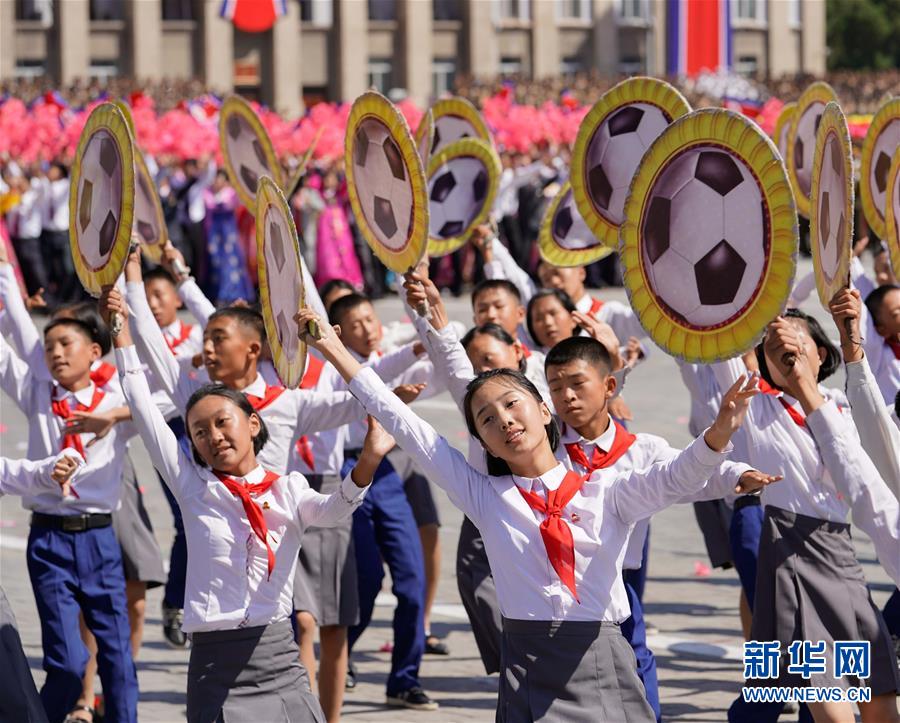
[31,512,113,532]
[733,494,762,512]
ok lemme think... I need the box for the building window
[499,56,523,76]
[557,0,590,20]
[496,0,530,22]
[368,59,393,94]
[14,59,46,78]
[788,0,801,27]
[619,55,645,74]
[162,0,194,20]
[433,59,457,96]
[90,0,124,21]
[89,60,120,80]
[368,0,396,21]
[732,0,766,22]
[433,0,462,21]
[618,0,648,21]
[560,56,584,75]
[299,0,333,25]
[734,55,759,76]
[16,0,52,23]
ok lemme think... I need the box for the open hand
[65,409,120,445]
[25,288,47,310]
[735,469,783,495]
[393,382,427,404]
[705,373,759,451]
[361,415,396,458]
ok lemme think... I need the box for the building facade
[1,0,826,116]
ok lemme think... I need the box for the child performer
[714,312,900,723]
[296,304,759,722]
[100,286,387,722]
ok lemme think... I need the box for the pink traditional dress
[313,197,364,290]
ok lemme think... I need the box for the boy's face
[874,288,900,338]
[339,301,383,357]
[145,278,182,328]
[473,289,525,339]
[44,325,101,388]
[465,333,523,374]
[537,263,586,303]
[546,358,615,433]
[202,316,260,385]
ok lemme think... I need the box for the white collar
[214,464,267,485]
[240,374,268,397]
[586,417,616,453]
[162,319,183,338]
[512,462,568,492]
[53,381,97,407]
[574,293,592,314]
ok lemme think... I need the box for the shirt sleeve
[0,450,84,497]
[176,277,216,328]
[295,470,368,529]
[348,366,492,524]
[412,314,474,414]
[488,238,537,305]
[806,400,900,585]
[608,431,733,525]
[292,389,365,437]
[0,336,35,415]
[368,343,420,383]
[115,345,193,502]
[0,263,49,380]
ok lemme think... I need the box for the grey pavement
[0,258,893,722]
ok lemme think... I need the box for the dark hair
[545,336,613,375]
[526,288,578,348]
[460,323,526,373]
[208,306,266,343]
[319,278,356,306]
[51,302,113,356]
[462,368,559,477]
[144,266,178,288]
[470,279,522,308]
[50,161,68,179]
[44,316,108,355]
[864,284,900,328]
[755,308,841,388]
[184,384,269,467]
[328,292,372,326]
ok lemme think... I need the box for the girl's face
[530,295,576,349]
[874,288,900,338]
[763,317,825,388]
[465,333,523,373]
[469,378,552,463]
[537,263,585,302]
[187,395,261,472]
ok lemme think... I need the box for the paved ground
[0,258,893,722]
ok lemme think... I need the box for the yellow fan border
[786,81,838,219]
[859,97,900,240]
[416,96,492,150]
[538,181,613,267]
[882,147,900,282]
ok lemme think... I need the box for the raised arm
[0,261,48,379]
[0,335,35,415]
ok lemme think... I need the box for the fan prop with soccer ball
[858,97,900,241]
[219,95,284,211]
[786,82,839,219]
[256,176,309,387]
[426,138,501,258]
[415,97,492,158]
[113,99,168,263]
[416,110,434,167]
[773,102,797,166]
[69,102,136,335]
[283,127,323,201]
[809,103,854,310]
[538,181,612,268]
[882,148,900,281]
[620,108,798,363]
[571,77,691,249]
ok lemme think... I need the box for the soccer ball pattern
[428,156,488,238]
[584,103,671,225]
[792,102,826,198]
[432,116,478,155]
[263,205,301,361]
[77,129,123,269]
[816,133,848,283]
[777,118,791,162]
[641,148,767,328]
[868,119,900,213]
[225,112,273,197]
[552,186,597,250]
[133,160,161,246]
[352,117,414,251]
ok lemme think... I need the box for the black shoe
[424,635,450,656]
[162,603,188,649]
[386,687,439,711]
[345,661,357,691]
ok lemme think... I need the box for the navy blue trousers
[342,455,425,696]
[159,417,189,609]
[623,526,650,603]
[621,577,660,722]
[27,524,137,723]
[883,588,900,637]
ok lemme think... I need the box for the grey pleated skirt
[187,619,326,723]
[292,474,359,627]
[456,515,503,675]
[498,618,655,723]
[751,505,900,694]
[112,451,165,588]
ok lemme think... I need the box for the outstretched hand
[735,469,783,495]
[704,373,759,451]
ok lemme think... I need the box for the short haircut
[52,302,113,356]
[864,284,900,327]
[184,384,269,467]
[319,278,356,300]
[208,306,266,342]
[461,323,526,373]
[462,368,559,477]
[44,316,107,355]
[545,336,613,376]
[328,292,372,327]
[471,279,522,308]
[526,288,578,347]
[144,266,178,287]
[755,308,841,387]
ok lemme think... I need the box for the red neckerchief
[89,362,116,388]
[886,338,900,361]
[517,470,588,602]
[244,384,286,412]
[517,339,532,359]
[758,378,807,429]
[294,356,326,471]
[588,297,604,318]
[164,322,194,355]
[51,385,105,458]
[213,469,281,578]
[564,420,637,472]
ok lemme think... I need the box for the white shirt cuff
[805,399,842,440]
[340,468,370,503]
[694,429,734,465]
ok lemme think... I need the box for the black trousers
[42,229,82,304]
[12,236,50,296]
